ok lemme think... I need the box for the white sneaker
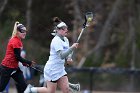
[69,83,80,93]
[24,84,33,93]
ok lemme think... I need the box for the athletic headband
[51,22,67,36]
[17,24,26,33]
[57,22,67,28]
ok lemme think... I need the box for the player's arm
[14,48,32,66]
[57,43,78,59]
[57,47,73,59]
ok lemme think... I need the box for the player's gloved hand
[22,63,29,67]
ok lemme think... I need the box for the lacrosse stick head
[83,12,94,28]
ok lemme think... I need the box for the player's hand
[67,58,73,65]
[22,63,29,67]
[31,61,36,67]
[71,43,79,49]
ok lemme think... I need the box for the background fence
[66,67,140,92]
[8,66,140,93]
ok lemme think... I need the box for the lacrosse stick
[76,12,94,43]
[70,12,94,57]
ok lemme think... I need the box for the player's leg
[0,65,11,92]
[57,75,70,93]
[24,80,57,93]
[12,68,27,93]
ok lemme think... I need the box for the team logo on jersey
[63,46,68,50]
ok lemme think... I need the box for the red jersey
[1,36,23,68]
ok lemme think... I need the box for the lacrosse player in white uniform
[24,17,80,93]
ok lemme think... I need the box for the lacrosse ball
[87,17,92,22]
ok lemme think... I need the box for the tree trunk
[0,0,8,17]
[26,0,32,33]
[71,0,83,66]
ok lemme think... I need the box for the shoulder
[9,37,23,47]
[52,36,61,42]
[10,36,21,42]
[51,36,62,46]
[64,37,69,42]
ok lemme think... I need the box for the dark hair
[52,17,67,32]
[53,17,62,26]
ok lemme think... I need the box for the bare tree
[26,0,32,33]
[72,0,82,42]
[0,0,8,17]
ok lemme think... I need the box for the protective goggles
[17,24,26,33]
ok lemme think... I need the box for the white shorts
[44,68,67,82]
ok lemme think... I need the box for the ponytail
[53,17,62,26]
[51,17,67,36]
[11,21,19,38]
[53,17,67,28]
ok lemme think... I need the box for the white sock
[31,87,38,93]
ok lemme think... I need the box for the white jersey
[44,35,70,81]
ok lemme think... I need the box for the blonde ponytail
[11,21,19,38]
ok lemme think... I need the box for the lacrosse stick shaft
[31,66,44,73]
[70,27,86,57]
[76,27,86,43]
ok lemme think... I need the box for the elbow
[15,55,20,61]
[60,56,65,60]
[15,55,23,62]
